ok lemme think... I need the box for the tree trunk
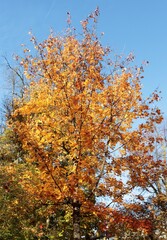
[73,200,81,240]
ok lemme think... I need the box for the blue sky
[0,0,167,115]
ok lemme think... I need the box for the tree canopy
[0,10,166,240]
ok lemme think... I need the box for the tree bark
[73,200,81,240]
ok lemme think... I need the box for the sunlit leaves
[9,11,164,238]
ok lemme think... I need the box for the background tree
[0,163,43,239]
[0,56,28,163]
[144,123,167,239]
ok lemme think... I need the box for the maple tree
[9,9,164,239]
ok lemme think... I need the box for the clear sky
[0,0,167,115]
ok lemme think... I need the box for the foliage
[0,163,35,239]
[145,124,167,239]
[3,10,165,239]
